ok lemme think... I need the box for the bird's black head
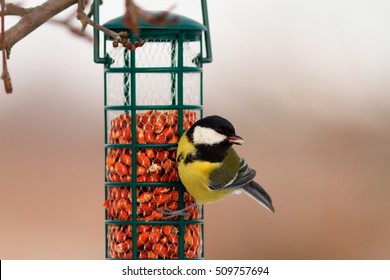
[186,115,243,162]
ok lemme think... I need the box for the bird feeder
[94,0,212,259]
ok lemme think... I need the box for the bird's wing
[228,158,257,188]
[209,149,256,190]
[209,149,275,212]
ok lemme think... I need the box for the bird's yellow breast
[177,133,233,204]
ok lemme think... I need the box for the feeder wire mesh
[104,38,204,259]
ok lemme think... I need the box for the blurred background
[1,0,390,259]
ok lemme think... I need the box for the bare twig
[77,0,120,40]
[50,12,92,41]
[77,0,145,51]
[82,0,99,32]
[1,0,12,93]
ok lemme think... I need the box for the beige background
[1,0,390,259]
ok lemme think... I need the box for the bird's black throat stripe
[178,144,228,164]
[193,144,230,163]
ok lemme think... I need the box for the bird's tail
[242,181,275,213]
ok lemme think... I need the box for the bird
[176,115,274,213]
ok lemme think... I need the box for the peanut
[162,225,174,236]
[119,154,132,165]
[137,192,153,203]
[148,163,162,175]
[115,162,128,176]
[137,231,150,248]
[137,225,152,233]
[113,230,126,243]
[137,203,156,216]
[167,243,179,258]
[136,152,151,168]
[152,243,168,258]
[147,174,160,183]
[149,227,162,244]
[153,133,166,144]
[153,187,171,195]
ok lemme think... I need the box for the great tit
[177,115,274,212]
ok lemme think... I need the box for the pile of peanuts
[106,148,179,183]
[106,110,198,183]
[107,224,202,259]
[109,110,198,145]
[104,186,201,221]
[104,110,202,259]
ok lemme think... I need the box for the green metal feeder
[93,0,212,259]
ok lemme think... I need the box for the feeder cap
[103,11,207,33]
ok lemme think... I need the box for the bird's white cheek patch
[193,126,227,145]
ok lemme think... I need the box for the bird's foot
[158,204,198,220]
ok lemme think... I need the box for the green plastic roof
[103,11,206,32]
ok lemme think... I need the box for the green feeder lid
[103,11,207,32]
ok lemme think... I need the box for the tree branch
[0,0,178,94]
[1,0,12,93]
[3,0,78,53]
[5,3,33,17]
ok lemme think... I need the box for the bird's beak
[228,134,244,145]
